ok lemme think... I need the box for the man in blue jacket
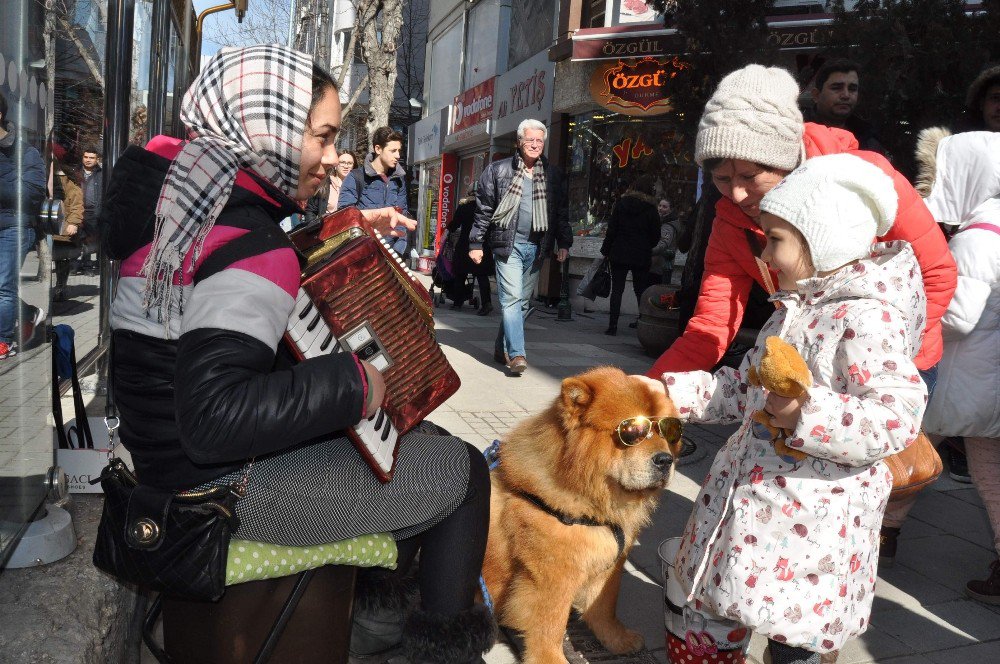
[0,93,46,359]
[338,126,412,256]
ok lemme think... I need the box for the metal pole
[147,0,171,138]
[556,257,572,321]
[97,0,136,392]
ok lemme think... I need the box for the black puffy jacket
[468,154,573,259]
[600,191,661,268]
[102,142,365,490]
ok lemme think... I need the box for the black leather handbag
[92,458,242,601]
[91,336,245,602]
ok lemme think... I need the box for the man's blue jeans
[0,225,36,344]
[494,241,540,360]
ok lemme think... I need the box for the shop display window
[566,111,698,238]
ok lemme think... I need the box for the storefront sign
[408,107,448,165]
[492,51,555,137]
[588,56,687,117]
[435,153,458,252]
[452,78,495,133]
[571,20,833,61]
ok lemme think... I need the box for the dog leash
[512,488,627,560]
[486,439,627,559]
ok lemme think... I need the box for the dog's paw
[598,626,644,655]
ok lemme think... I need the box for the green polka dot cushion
[226,534,398,586]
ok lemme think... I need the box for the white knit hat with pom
[695,64,805,171]
[759,154,898,272]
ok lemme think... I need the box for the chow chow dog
[481,366,682,664]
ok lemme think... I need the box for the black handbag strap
[53,330,95,449]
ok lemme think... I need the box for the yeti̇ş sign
[588,56,688,117]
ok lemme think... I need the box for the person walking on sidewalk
[469,118,572,376]
[448,184,493,314]
[338,127,412,257]
[0,92,46,360]
[649,197,681,288]
[914,129,1000,603]
[600,174,660,335]
[645,154,927,663]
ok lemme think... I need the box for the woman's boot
[350,568,418,658]
[401,604,497,664]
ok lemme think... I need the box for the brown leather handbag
[884,431,943,502]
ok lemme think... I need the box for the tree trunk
[358,0,403,134]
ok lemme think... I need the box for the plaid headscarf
[142,44,313,323]
[491,153,548,234]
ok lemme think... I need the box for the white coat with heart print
[660,241,928,654]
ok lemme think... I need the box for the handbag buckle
[129,518,162,548]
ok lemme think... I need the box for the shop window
[508,0,556,70]
[581,0,607,29]
[566,111,698,238]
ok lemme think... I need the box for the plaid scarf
[491,153,548,233]
[142,44,313,324]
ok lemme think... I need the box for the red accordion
[285,208,461,481]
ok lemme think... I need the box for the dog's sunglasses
[616,416,683,447]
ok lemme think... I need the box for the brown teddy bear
[747,336,812,462]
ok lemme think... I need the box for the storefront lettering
[766,27,831,48]
[452,78,496,132]
[590,56,687,116]
[496,69,548,120]
[611,136,653,168]
[601,38,662,57]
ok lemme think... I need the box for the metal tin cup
[658,537,751,663]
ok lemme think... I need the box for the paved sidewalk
[424,286,1000,664]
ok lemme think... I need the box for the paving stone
[893,534,996,596]
[907,491,994,551]
[925,639,1000,663]
[874,598,1000,652]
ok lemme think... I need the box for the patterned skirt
[202,431,472,547]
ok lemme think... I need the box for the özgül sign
[589,56,689,117]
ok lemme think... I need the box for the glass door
[0,0,54,568]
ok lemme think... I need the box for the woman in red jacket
[646,65,957,569]
[648,64,956,379]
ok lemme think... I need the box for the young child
[657,154,929,663]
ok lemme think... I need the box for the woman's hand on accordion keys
[360,207,418,238]
[361,360,386,417]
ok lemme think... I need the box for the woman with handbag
[99,45,495,664]
[643,154,928,664]
[600,174,661,335]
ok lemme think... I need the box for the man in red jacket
[647,64,956,383]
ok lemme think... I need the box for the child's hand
[764,392,806,429]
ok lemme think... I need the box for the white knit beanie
[695,65,805,171]
[759,154,898,272]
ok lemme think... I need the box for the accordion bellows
[285,208,461,481]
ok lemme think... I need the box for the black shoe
[493,348,507,365]
[879,526,900,567]
[476,303,493,316]
[450,302,463,310]
[628,320,638,329]
[943,442,972,483]
[605,326,617,336]
[966,559,1000,605]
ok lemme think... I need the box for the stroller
[429,230,479,308]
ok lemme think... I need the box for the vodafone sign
[452,78,495,133]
